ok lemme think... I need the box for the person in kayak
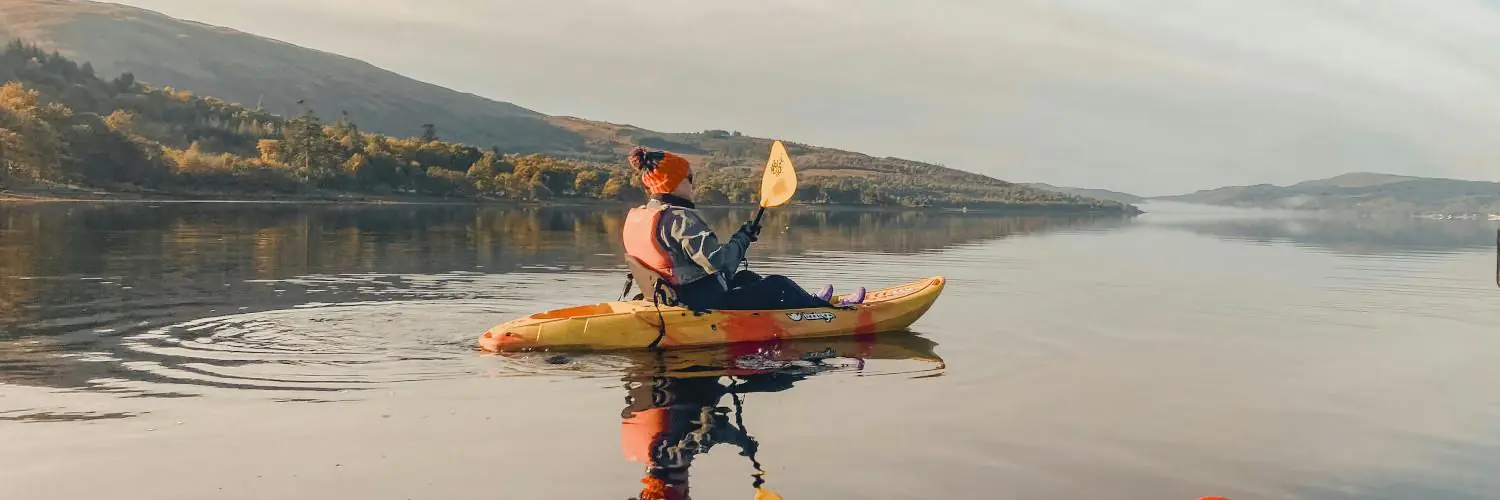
[623,146,864,311]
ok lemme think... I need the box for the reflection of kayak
[479,276,946,352]
[621,333,946,379]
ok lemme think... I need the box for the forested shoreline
[0,41,1136,213]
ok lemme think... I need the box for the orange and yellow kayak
[478,276,946,352]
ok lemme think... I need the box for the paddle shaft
[741,207,767,269]
[730,381,770,490]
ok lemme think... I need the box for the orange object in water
[637,475,687,500]
[755,487,783,500]
[621,407,669,464]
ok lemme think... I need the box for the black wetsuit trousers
[675,270,829,311]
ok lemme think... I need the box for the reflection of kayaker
[622,374,789,500]
[617,335,945,500]
[622,146,864,311]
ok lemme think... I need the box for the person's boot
[837,287,866,306]
[814,284,834,303]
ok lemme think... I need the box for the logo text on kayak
[787,311,835,322]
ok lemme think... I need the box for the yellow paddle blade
[760,140,798,208]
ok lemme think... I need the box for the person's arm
[667,209,753,278]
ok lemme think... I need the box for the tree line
[0,41,1133,212]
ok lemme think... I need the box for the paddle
[729,379,783,500]
[750,140,798,234]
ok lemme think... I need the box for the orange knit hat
[630,147,692,195]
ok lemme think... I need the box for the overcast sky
[115,0,1500,195]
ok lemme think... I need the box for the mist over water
[2,201,1498,500]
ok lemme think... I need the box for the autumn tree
[0,81,63,181]
[343,153,369,176]
[277,107,340,184]
[103,110,137,136]
[574,169,608,196]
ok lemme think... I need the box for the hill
[0,0,579,154]
[0,0,1137,213]
[1021,183,1144,204]
[0,39,616,200]
[0,41,1135,212]
[1286,172,1420,190]
[1155,173,1500,215]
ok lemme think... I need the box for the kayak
[478,276,946,352]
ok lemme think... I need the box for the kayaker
[623,146,864,311]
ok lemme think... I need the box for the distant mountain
[0,0,1137,212]
[1286,172,1421,189]
[1154,172,1500,215]
[1022,183,1145,204]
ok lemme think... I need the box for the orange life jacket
[624,205,678,286]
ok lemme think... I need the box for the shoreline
[0,187,1143,216]
[0,186,491,206]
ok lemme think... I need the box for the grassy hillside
[0,0,1138,212]
[0,0,581,154]
[1155,172,1500,215]
[1021,183,1144,204]
[0,39,643,201]
[0,41,1134,212]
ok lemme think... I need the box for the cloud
[116,0,1500,195]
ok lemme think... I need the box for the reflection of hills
[0,202,1115,389]
[0,203,1124,324]
[744,207,1130,256]
[1162,216,1498,255]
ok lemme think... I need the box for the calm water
[2,201,1499,500]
